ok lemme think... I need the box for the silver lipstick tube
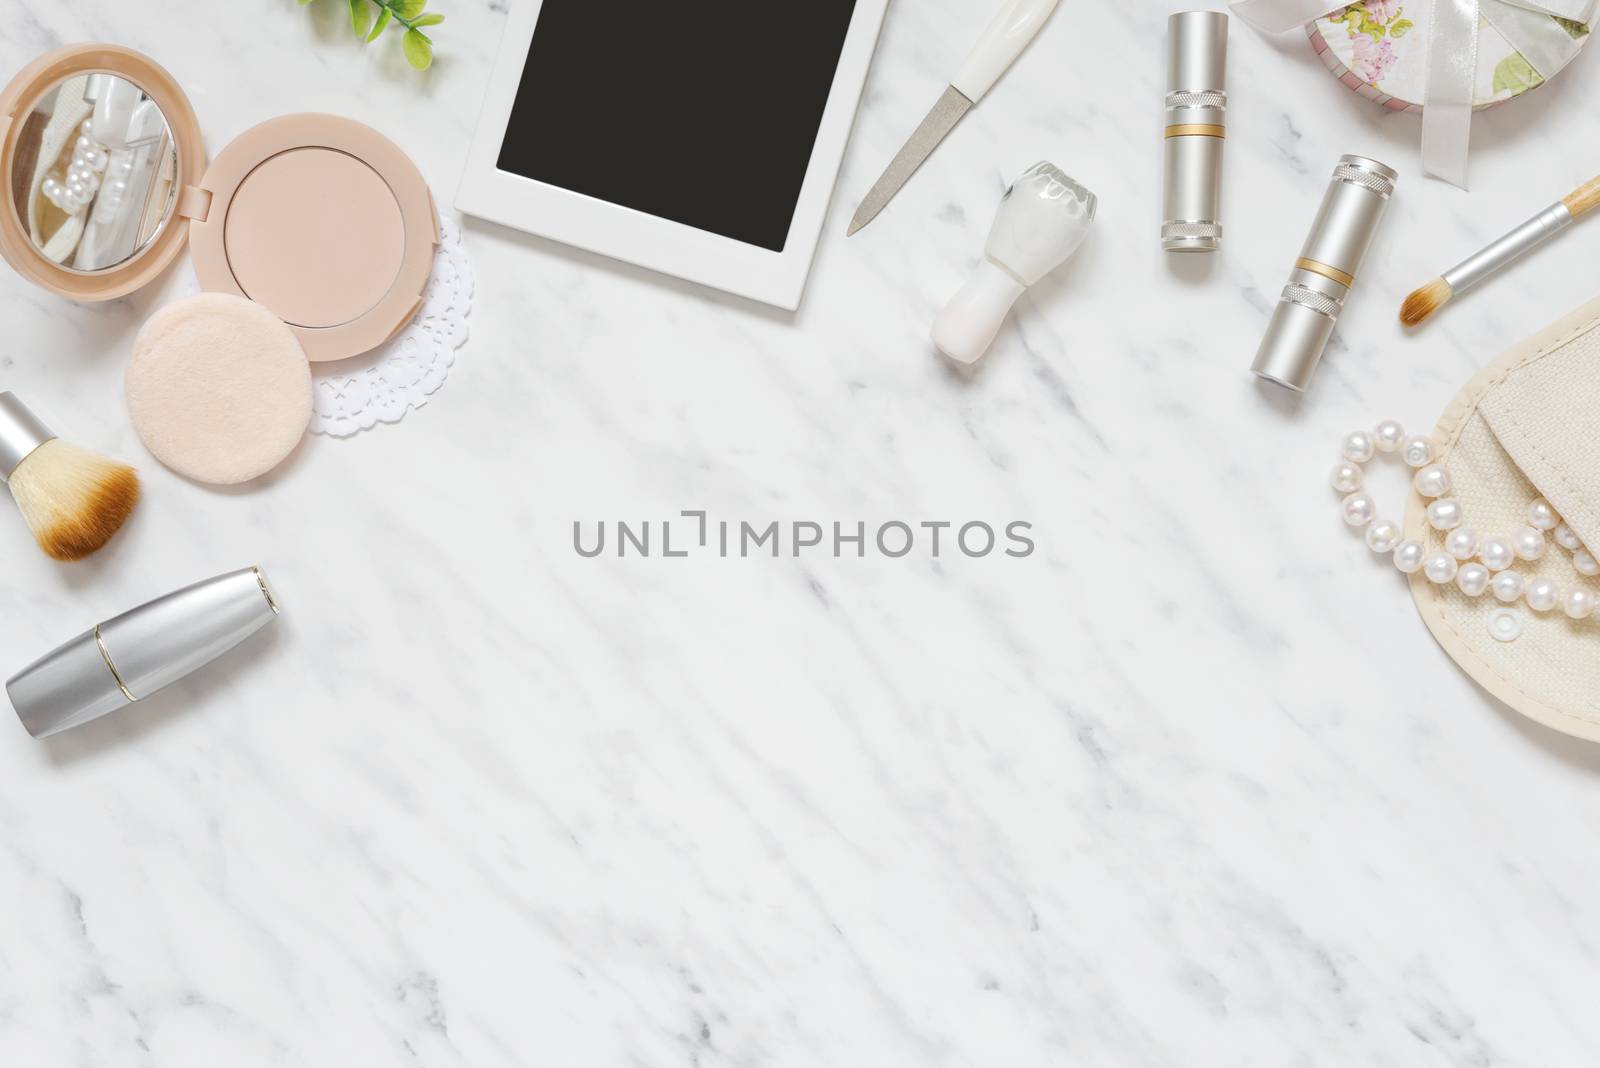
[1252,154,1398,392]
[0,392,56,480]
[1442,202,1574,295]
[1162,11,1228,252]
[7,567,281,738]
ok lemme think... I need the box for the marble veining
[3,1,1600,1064]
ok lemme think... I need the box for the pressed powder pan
[0,44,436,362]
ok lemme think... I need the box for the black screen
[497,0,857,253]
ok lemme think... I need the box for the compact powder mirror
[7,72,178,274]
[0,44,436,362]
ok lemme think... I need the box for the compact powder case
[0,44,436,362]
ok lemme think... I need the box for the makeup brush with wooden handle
[1401,174,1600,327]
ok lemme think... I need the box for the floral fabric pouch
[1409,297,1600,740]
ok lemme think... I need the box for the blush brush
[1401,174,1600,327]
[0,392,140,561]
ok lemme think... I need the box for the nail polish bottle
[933,161,1098,365]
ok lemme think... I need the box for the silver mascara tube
[1162,11,1228,252]
[7,567,281,738]
[1252,154,1398,392]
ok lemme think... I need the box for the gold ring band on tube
[1294,258,1356,287]
[254,567,281,615]
[94,624,137,703]
[1164,124,1225,139]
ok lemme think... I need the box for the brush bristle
[7,439,140,561]
[1400,277,1453,327]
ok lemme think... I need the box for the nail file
[847,0,1061,236]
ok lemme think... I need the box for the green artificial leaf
[298,0,440,73]
[1389,18,1413,38]
[402,28,433,70]
[1492,52,1544,94]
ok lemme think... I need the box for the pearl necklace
[40,119,110,217]
[1331,420,1600,625]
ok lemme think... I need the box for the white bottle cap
[931,260,1027,365]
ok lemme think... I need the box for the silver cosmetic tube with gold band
[7,567,281,738]
[1162,11,1228,252]
[1252,154,1398,392]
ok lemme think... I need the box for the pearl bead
[1512,526,1546,562]
[1491,570,1525,603]
[1563,588,1596,620]
[1413,464,1452,498]
[1554,523,1582,551]
[1365,519,1401,554]
[1478,539,1515,572]
[82,147,108,171]
[1329,462,1363,494]
[1526,578,1561,612]
[1528,499,1560,531]
[41,178,60,199]
[1393,541,1426,574]
[1373,420,1405,453]
[1423,553,1458,584]
[1456,562,1491,597]
[1341,431,1376,464]
[1445,528,1480,560]
[1401,436,1434,468]
[1528,579,1562,610]
[1574,548,1600,576]
[1426,499,1462,531]
[1341,492,1376,528]
[80,118,94,137]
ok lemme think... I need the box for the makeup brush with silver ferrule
[0,392,140,561]
[1401,174,1600,327]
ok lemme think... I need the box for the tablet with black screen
[457,0,889,309]
[498,1,855,253]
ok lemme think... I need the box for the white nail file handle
[951,0,1062,102]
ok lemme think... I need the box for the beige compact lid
[0,44,437,362]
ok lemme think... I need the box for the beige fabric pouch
[1408,296,1600,741]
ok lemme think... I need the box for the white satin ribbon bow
[1231,0,1596,187]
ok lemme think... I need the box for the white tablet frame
[456,0,889,311]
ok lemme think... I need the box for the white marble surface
[4,1,1600,1063]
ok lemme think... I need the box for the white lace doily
[310,214,473,437]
